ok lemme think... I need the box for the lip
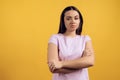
[71,24,76,26]
[70,24,76,26]
[70,23,76,25]
[70,25,76,28]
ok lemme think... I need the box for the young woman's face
[64,10,80,32]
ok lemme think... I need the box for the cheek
[77,21,80,26]
[64,21,70,26]
[76,21,80,27]
[77,20,80,24]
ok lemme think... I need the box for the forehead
[64,10,79,17]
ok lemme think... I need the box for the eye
[66,17,71,20]
[75,17,79,20]
[66,18,70,20]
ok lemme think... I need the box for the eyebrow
[65,15,79,18]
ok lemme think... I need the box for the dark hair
[58,6,83,35]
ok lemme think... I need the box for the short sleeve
[85,35,91,42]
[48,34,58,46]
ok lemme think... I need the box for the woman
[47,6,94,80]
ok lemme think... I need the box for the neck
[63,31,76,37]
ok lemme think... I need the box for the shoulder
[49,33,62,39]
[79,34,91,38]
[79,34,91,42]
[80,34,90,37]
[82,35,93,49]
[48,33,63,46]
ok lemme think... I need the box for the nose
[71,19,75,23]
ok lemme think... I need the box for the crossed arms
[47,40,94,74]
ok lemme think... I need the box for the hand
[48,60,63,72]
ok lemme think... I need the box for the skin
[47,10,94,73]
[64,10,80,34]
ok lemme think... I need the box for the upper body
[48,33,94,80]
[47,6,94,80]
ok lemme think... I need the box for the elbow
[89,61,94,67]
[48,67,58,73]
[88,57,95,67]
[49,69,55,73]
[87,61,94,68]
[50,71,55,73]
[90,54,95,67]
[89,59,95,67]
[49,69,59,73]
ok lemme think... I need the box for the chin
[72,28,77,30]
[70,29,76,32]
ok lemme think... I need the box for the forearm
[62,55,94,69]
[52,68,78,74]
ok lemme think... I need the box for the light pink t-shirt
[48,33,91,80]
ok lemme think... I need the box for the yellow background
[0,0,120,80]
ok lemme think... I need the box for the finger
[49,63,55,72]
[51,66,55,72]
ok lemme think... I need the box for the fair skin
[47,10,94,73]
